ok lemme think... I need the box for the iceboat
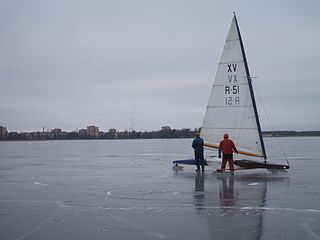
[173,13,290,171]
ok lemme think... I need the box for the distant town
[0,125,197,141]
[0,125,319,141]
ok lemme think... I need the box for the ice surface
[0,138,320,240]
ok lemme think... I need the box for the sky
[1,0,320,132]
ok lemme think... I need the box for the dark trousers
[221,154,234,172]
[195,151,205,170]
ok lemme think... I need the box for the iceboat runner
[173,13,290,171]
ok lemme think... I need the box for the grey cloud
[1,0,320,132]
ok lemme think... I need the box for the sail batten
[219,60,244,64]
[206,105,253,109]
[201,14,266,159]
[212,83,251,87]
[203,127,260,130]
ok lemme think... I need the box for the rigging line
[252,81,290,165]
[237,90,251,146]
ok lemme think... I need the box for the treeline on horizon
[1,128,198,141]
[1,128,320,141]
[263,131,320,137]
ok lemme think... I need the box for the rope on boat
[253,82,290,166]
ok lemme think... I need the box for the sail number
[224,63,240,105]
[225,96,240,105]
[225,85,239,95]
[224,85,240,105]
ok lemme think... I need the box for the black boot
[196,164,200,172]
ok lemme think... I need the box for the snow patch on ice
[34,182,48,186]
[248,182,260,186]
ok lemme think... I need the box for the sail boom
[204,143,264,158]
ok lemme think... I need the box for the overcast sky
[1,0,319,132]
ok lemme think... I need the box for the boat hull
[234,159,290,170]
[172,158,290,170]
[172,159,209,166]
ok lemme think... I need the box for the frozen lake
[0,137,320,240]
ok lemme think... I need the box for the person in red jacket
[218,133,238,173]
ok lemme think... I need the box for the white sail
[201,15,266,158]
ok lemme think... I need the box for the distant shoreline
[1,130,320,141]
[262,131,320,137]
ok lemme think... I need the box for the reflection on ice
[1,138,320,240]
[218,174,236,207]
[189,171,293,240]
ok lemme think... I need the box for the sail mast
[233,13,267,160]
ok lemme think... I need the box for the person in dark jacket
[192,132,205,172]
[218,133,238,173]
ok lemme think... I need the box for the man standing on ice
[192,132,205,172]
[218,133,238,173]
